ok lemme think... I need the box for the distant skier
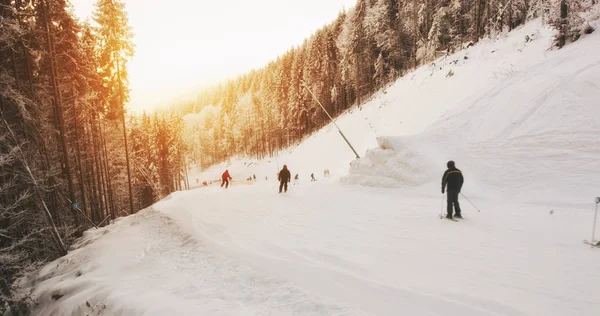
[278,165,291,193]
[441,160,464,219]
[221,170,232,189]
[293,174,299,185]
[310,173,316,182]
[253,174,256,181]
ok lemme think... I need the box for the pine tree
[365,0,403,83]
[553,0,589,47]
[167,0,586,177]
[507,0,528,30]
[93,0,135,214]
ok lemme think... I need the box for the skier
[278,165,291,193]
[441,160,464,219]
[311,173,316,182]
[221,170,232,189]
[253,174,256,181]
[293,174,299,185]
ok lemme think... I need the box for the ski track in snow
[21,18,600,316]
[155,183,600,316]
[28,206,363,316]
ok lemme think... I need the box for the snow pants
[447,190,462,217]
[221,179,229,189]
[279,181,288,193]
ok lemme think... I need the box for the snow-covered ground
[18,19,600,316]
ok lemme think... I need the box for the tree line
[181,0,595,169]
[0,0,187,311]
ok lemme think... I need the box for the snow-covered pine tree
[336,7,357,105]
[427,7,453,60]
[507,0,529,30]
[364,0,403,86]
[373,52,387,89]
[549,0,587,47]
[93,0,136,215]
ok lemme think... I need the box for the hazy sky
[70,0,357,112]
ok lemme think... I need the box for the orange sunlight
[70,0,357,113]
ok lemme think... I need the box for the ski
[583,240,600,248]
[439,215,458,222]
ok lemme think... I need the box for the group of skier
[276,166,325,193]
[221,160,465,218]
[219,166,325,194]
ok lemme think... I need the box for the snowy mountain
[17,19,600,316]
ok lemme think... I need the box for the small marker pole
[590,197,600,247]
[440,193,445,219]
[461,193,481,212]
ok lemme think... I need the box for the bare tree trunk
[85,120,101,222]
[93,119,108,220]
[99,121,116,218]
[72,89,89,220]
[184,159,190,190]
[116,57,135,215]
[41,0,79,226]
[11,49,20,90]
[475,0,483,41]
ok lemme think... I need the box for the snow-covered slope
[19,19,600,316]
[192,18,600,204]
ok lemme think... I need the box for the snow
[22,206,359,315]
[18,19,600,316]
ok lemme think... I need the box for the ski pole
[591,197,600,246]
[460,193,481,212]
[440,194,445,218]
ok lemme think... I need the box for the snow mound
[341,18,600,195]
[342,136,441,188]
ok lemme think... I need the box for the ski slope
[19,19,600,316]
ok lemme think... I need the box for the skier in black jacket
[441,160,464,219]
[278,165,291,193]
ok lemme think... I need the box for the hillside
[194,18,600,204]
[16,19,600,316]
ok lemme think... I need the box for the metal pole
[440,194,445,218]
[98,215,112,227]
[75,206,98,229]
[460,193,481,212]
[302,82,360,159]
[592,197,600,246]
[116,54,135,216]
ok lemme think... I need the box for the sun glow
[70,0,357,113]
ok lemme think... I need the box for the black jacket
[278,168,291,182]
[442,168,463,192]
